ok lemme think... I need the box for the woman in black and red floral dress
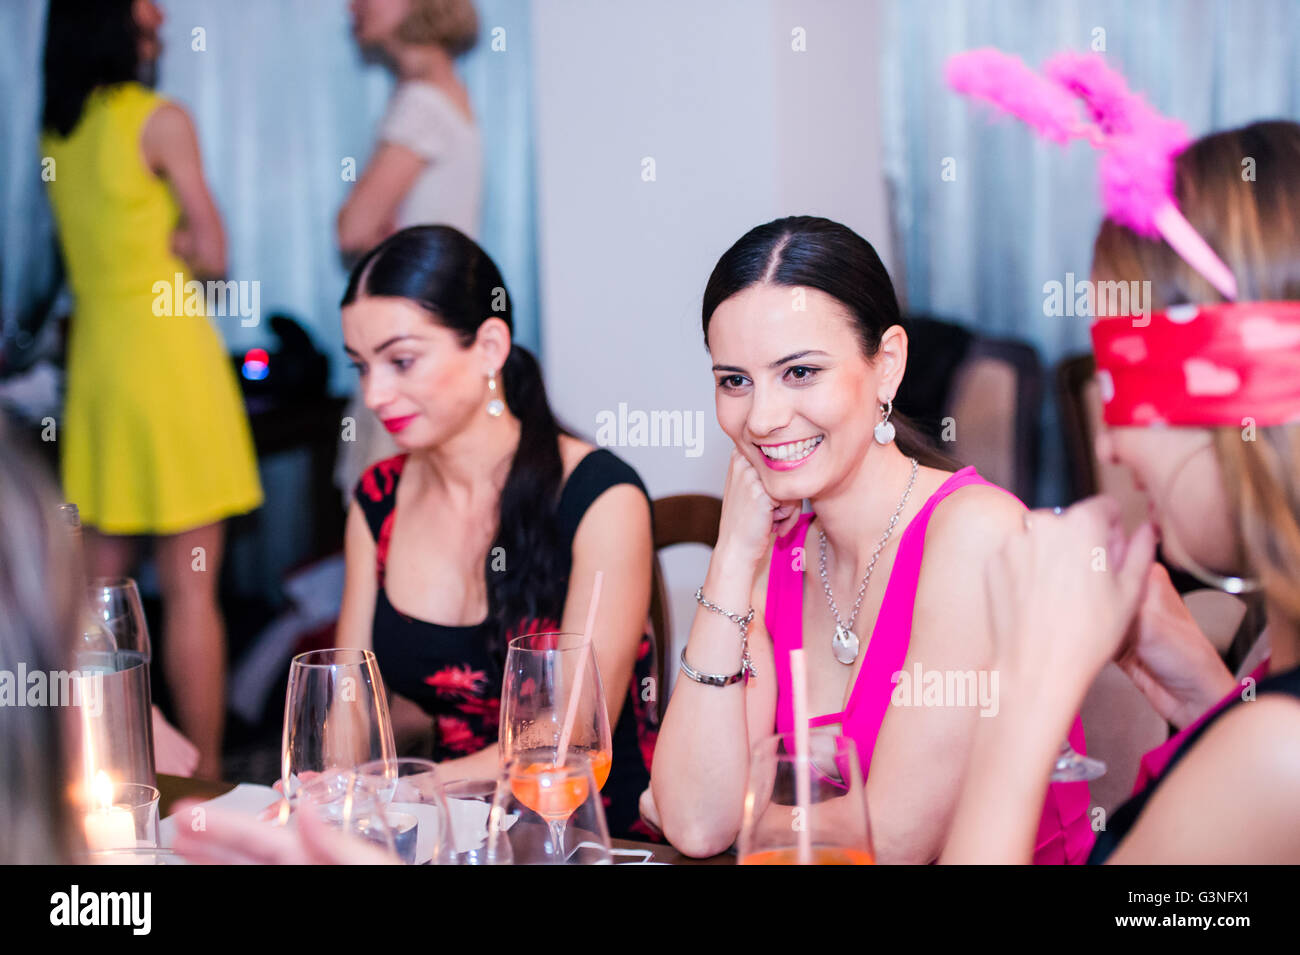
[334,226,659,840]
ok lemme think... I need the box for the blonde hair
[1092,120,1300,631]
[397,0,479,56]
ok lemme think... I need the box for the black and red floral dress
[355,449,661,840]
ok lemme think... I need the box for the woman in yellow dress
[41,0,262,778]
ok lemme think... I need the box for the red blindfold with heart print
[1090,302,1300,427]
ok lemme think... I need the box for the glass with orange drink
[737,730,874,865]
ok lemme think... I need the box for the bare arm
[652,451,800,858]
[942,498,1156,863]
[1106,696,1300,863]
[141,102,226,278]
[337,143,425,257]
[558,483,654,729]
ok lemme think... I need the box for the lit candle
[83,771,135,852]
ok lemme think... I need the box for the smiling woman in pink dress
[650,216,1094,863]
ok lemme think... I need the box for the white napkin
[159,783,280,846]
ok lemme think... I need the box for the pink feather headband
[945,49,1238,301]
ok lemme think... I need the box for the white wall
[531,0,893,691]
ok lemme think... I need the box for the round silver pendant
[831,625,859,665]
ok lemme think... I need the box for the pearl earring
[486,371,504,417]
[874,397,896,445]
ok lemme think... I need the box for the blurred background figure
[0,424,79,864]
[335,0,483,499]
[41,0,263,778]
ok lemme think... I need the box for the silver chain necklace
[818,456,918,666]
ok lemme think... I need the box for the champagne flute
[499,632,613,788]
[738,730,873,865]
[487,754,612,864]
[280,649,396,817]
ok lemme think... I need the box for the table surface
[157,774,732,866]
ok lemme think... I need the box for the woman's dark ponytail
[343,227,570,659]
[488,342,568,655]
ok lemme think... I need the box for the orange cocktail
[739,847,875,865]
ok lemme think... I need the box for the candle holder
[82,775,160,853]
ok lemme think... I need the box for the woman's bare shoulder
[924,476,1025,559]
[558,434,598,483]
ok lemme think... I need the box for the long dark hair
[702,215,951,468]
[42,0,142,136]
[342,226,568,659]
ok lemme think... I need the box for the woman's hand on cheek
[986,495,1157,701]
[716,450,799,569]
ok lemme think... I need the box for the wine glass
[88,577,151,662]
[487,754,612,864]
[299,770,400,860]
[441,778,513,865]
[280,649,396,817]
[354,757,451,864]
[738,730,873,865]
[499,633,613,788]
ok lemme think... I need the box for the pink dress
[765,466,1095,864]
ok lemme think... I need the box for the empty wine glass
[487,753,612,864]
[738,730,873,865]
[281,649,396,817]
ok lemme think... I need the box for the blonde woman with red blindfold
[942,102,1300,863]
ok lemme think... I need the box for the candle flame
[92,770,115,811]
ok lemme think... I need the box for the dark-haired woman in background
[334,226,658,838]
[41,0,261,779]
[651,216,1094,863]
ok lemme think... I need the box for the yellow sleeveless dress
[41,83,262,535]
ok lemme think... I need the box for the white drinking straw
[789,648,813,865]
[556,571,603,766]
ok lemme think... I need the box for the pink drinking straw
[789,648,813,865]
[556,571,603,767]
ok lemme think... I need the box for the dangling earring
[486,370,505,417]
[874,397,896,445]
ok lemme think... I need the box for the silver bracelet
[679,648,747,687]
[693,586,757,680]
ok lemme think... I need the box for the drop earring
[486,370,505,417]
[874,397,896,445]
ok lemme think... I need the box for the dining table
[157,774,732,865]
